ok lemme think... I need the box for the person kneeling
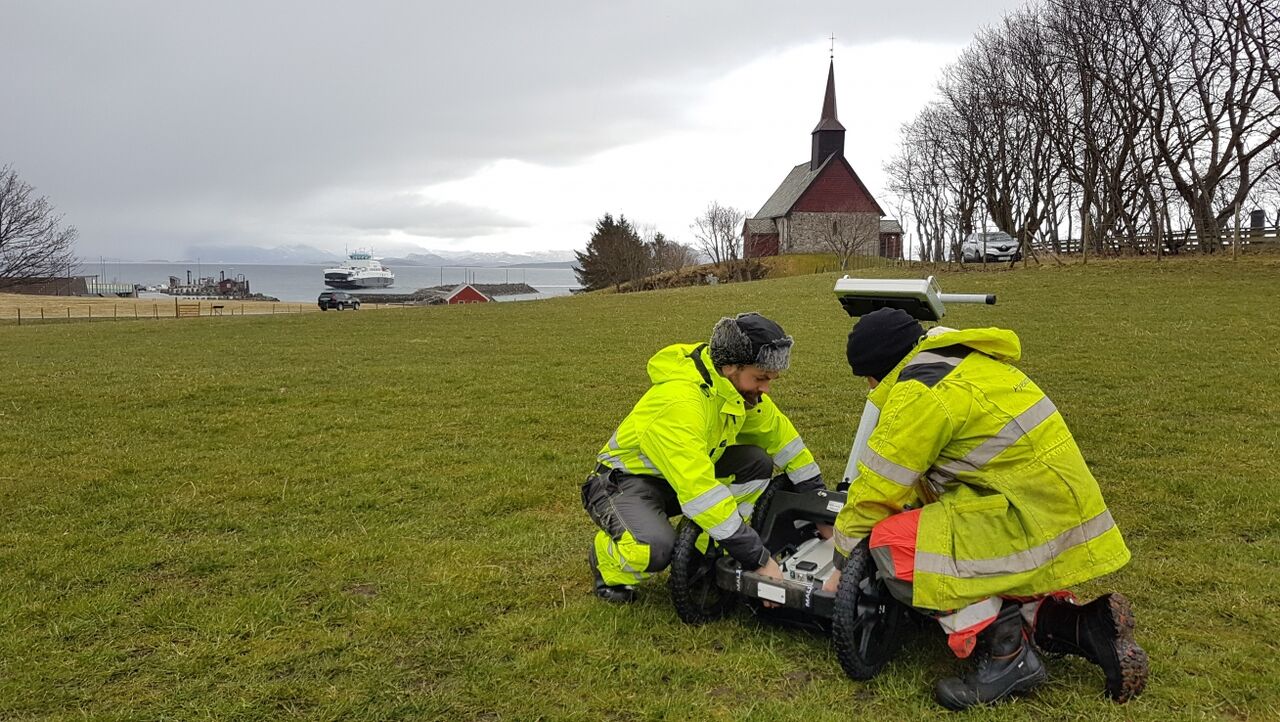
[581,313,825,603]
[824,308,1149,710]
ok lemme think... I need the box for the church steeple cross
[829,33,836,59]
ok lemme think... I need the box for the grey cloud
[3,0,1026,258]
[323,193,528,238]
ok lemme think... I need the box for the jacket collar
[868,326,1022,407]
[702,346,747,416]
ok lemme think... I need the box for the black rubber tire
[832,539,907,681]
[668,517,734,624]
[749,475,790,535]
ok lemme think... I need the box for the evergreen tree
[573,213,652,291]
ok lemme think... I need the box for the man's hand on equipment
[756,557,784,607]
[756,556,783,581]
[815,523,834,540]
[822,568,841,594]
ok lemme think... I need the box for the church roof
[811,60,845,134]
[744,217,778,235]
[751,155,836,220]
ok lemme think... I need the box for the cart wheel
[669,517,733,624]
[748,474,790,534]
[832,539,907,680]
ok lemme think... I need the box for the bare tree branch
[0,165,79,288]
[690,201,745,268]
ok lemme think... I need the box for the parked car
[317,291,361,311]
[960,232,1022,263]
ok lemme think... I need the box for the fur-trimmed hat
[710,312,793,372]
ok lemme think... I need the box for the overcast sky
[4,0,1028,261]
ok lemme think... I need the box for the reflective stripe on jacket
[598,343,819,567]
[832,328,1130,611]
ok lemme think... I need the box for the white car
[961,232,1022,263]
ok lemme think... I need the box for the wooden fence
[1,299,316,326]
[1032,225,1280,256]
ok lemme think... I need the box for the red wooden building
[879,219,904,259]
[443,284,491,304]
[744,59,902,260]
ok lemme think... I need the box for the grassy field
[1,257,1278,720]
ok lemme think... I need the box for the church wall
[785,212,882,256]
[745,233,779,257]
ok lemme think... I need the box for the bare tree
[1249,143,1280,223]
[884,192,913,260]
[0,165,78,288]
[886,102,981,263]
[820,217,873,269]
[1040,0,1157,255]
[945,14,1062,264]
[635,223,698,273]
[690,201,745,272]
[652,235,699,273]
[1120,0,1280,251]
[886,0,1280,261]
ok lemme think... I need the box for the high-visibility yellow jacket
[833,328,1130,611]
[598,343,820,567]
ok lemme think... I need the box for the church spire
[810,58,846,170]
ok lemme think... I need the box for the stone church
[743,60,901,259]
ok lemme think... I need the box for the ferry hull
[324,275,394,289]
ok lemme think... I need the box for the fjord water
[77,262,580,302]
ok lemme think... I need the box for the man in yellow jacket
[824,308,1148,710]
[582,312,824,604]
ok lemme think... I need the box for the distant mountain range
[389,251,577,268]
[109,245,579,268]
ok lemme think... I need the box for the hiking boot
[1034,593,1148,703]
[589,545,635,604]
[935,602,1047,711]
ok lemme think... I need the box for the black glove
[790,473,826,493]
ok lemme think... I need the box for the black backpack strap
[687,343,713,390]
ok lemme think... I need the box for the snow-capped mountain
[162,245,577,266]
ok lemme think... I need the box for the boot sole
[1103,593,1149,703]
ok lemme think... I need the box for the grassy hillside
[600,252,901,294]
[2,258,1278,720]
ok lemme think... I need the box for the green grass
[757,251,905,276]
[2,257,1278,720]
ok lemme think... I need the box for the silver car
[961,232,1022,263]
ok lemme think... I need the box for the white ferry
[323,250,394,289]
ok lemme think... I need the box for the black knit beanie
[846,308,925,379]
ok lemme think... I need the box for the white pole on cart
[842,399,881,487]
